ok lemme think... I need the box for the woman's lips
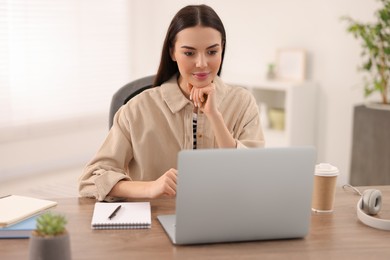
[193,72,209,80]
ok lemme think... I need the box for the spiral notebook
[91,202,151,229]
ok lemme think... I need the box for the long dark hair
[153,5,226,87]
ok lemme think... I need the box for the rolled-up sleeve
[78,106,133,201]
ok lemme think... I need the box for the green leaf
[363,60,372,70]
[35,212,67,237]
[374,80,384,91]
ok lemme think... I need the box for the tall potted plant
[343,0,390,186]
[342,0,390,107]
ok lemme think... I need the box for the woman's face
[170,26,223,96]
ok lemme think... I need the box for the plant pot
[29,231,72,260]
[364,101,390,111]
[350,105,390,185]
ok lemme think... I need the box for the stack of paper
[0,195,57,238]
[0,216,39,238]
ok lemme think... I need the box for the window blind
[0,0,132,130]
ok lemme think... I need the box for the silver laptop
[157,147,316,245]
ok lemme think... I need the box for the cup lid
[315,163,339,176]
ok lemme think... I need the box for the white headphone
[344,184,390,231]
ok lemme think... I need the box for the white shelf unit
[230,79,317,147]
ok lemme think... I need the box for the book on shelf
[91,202,151,230]
[0,215,38,239]
[0,195,57,228]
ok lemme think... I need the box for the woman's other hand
[149,168,178,198]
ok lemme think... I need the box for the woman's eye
[184,52,194,56]
[208,50,218,55]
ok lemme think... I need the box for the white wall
[0,115,107,181]
[0,0,380,186]
[128,0,379,186]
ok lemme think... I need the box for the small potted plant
[341,0,390,107]
[29,212,72,260]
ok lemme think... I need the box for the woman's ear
[170,47,176,62]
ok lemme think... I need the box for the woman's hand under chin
[188,82,218,116]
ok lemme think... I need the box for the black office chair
[109,75,155,129]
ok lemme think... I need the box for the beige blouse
[78,76,265,201]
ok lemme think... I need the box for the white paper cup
[311,163,339,213]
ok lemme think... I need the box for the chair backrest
[109,75,155,129]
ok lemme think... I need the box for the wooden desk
[1,186,390,259]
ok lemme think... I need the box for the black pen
[108,205,122,220]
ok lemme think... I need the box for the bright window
[0,0,132,130]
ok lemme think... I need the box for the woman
[78,4,264,201]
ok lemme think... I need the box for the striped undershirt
[192,113,197,149]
